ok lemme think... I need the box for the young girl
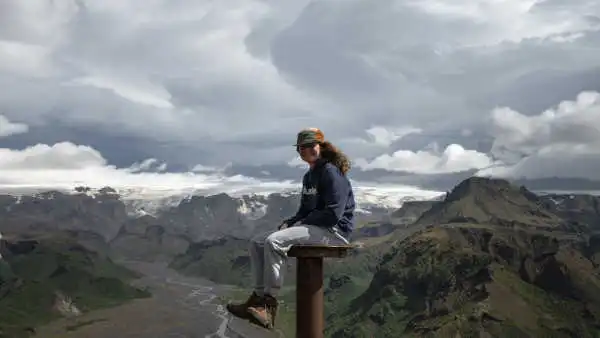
[226,127,356,329]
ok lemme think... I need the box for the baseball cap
[294,128,325,146]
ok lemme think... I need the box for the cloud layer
[479,91,600,180]
[1,0,599,184]
[355,91,600,179]
[0,120,443,207]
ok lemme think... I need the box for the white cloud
[361,90,600,178]
[191,163,231,173]
[129,158,168,172]
[0,0,599,176]
[490,91,600,158]
[0,40,55,77]
[0,141,443,209]
[404,0,596,45]
[355,143,493,174]
[67,76,174,109]
[364,126,422,147]
[0,115,29,137]
[0,142,106,170]
[287,156,306,168]
[0,0,322,147]
[0,141,293,195]
[478,90,600,180]
[335,126,424,162]
[286,125,423,169]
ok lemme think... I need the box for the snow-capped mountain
[1,182,443,217]
[0,183,444,261]
[110,183,444,216]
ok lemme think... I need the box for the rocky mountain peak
[416,177,562,229]
[445,176,538,203]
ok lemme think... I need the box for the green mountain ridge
[327,177,600,337]
[328,225,600,337]
[0,236,150,337]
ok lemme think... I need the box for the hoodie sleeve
[302,164,349,227]
[284,172,310,225]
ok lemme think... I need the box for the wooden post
[288,244,353,338]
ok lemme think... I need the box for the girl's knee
[264,233,276,246]
[265,231,286,247]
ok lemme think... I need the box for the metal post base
[296,257,324,338]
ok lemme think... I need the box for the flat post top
[287,244,355,258]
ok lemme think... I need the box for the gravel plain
[34,261,280,338]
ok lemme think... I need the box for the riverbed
[34,261,279,338]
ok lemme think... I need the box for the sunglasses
[296,143,317,152]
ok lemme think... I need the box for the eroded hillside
[0,236,150,337]
[327,177,600,338]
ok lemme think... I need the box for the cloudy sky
[1,0,600,194]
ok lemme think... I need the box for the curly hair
[319,141,351,175]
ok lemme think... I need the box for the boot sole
[247,309,274,329]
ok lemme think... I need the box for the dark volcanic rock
[326,177,600,338]
[0,190,127,242]
[541,194,600,230]
[391,200,439,223]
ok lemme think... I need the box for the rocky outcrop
[357,222,399,238]
[0,190,127,242]
[53,291,82,318]
[326,177,600,338]
[391,200,439,223]
[329,225,600,337]
[541,194,600,231]
[416,177,564,230]
[110,224,190,261]
[0,189,303,261]
[109,192,301,261]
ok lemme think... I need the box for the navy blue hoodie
[284,158,355,238]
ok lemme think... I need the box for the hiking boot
[226,291,262,319]
[247,294,278,329]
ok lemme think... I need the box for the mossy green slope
[0,238,150,337]
[327,177,600,338]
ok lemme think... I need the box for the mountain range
[0,177,600,337]
[169,177,600,337]
[321,177,600,337]
[0,181,416,336]
[0,184,429,263]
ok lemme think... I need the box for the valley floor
[32,261,278,338]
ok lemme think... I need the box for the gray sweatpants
[249,224,349,296]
